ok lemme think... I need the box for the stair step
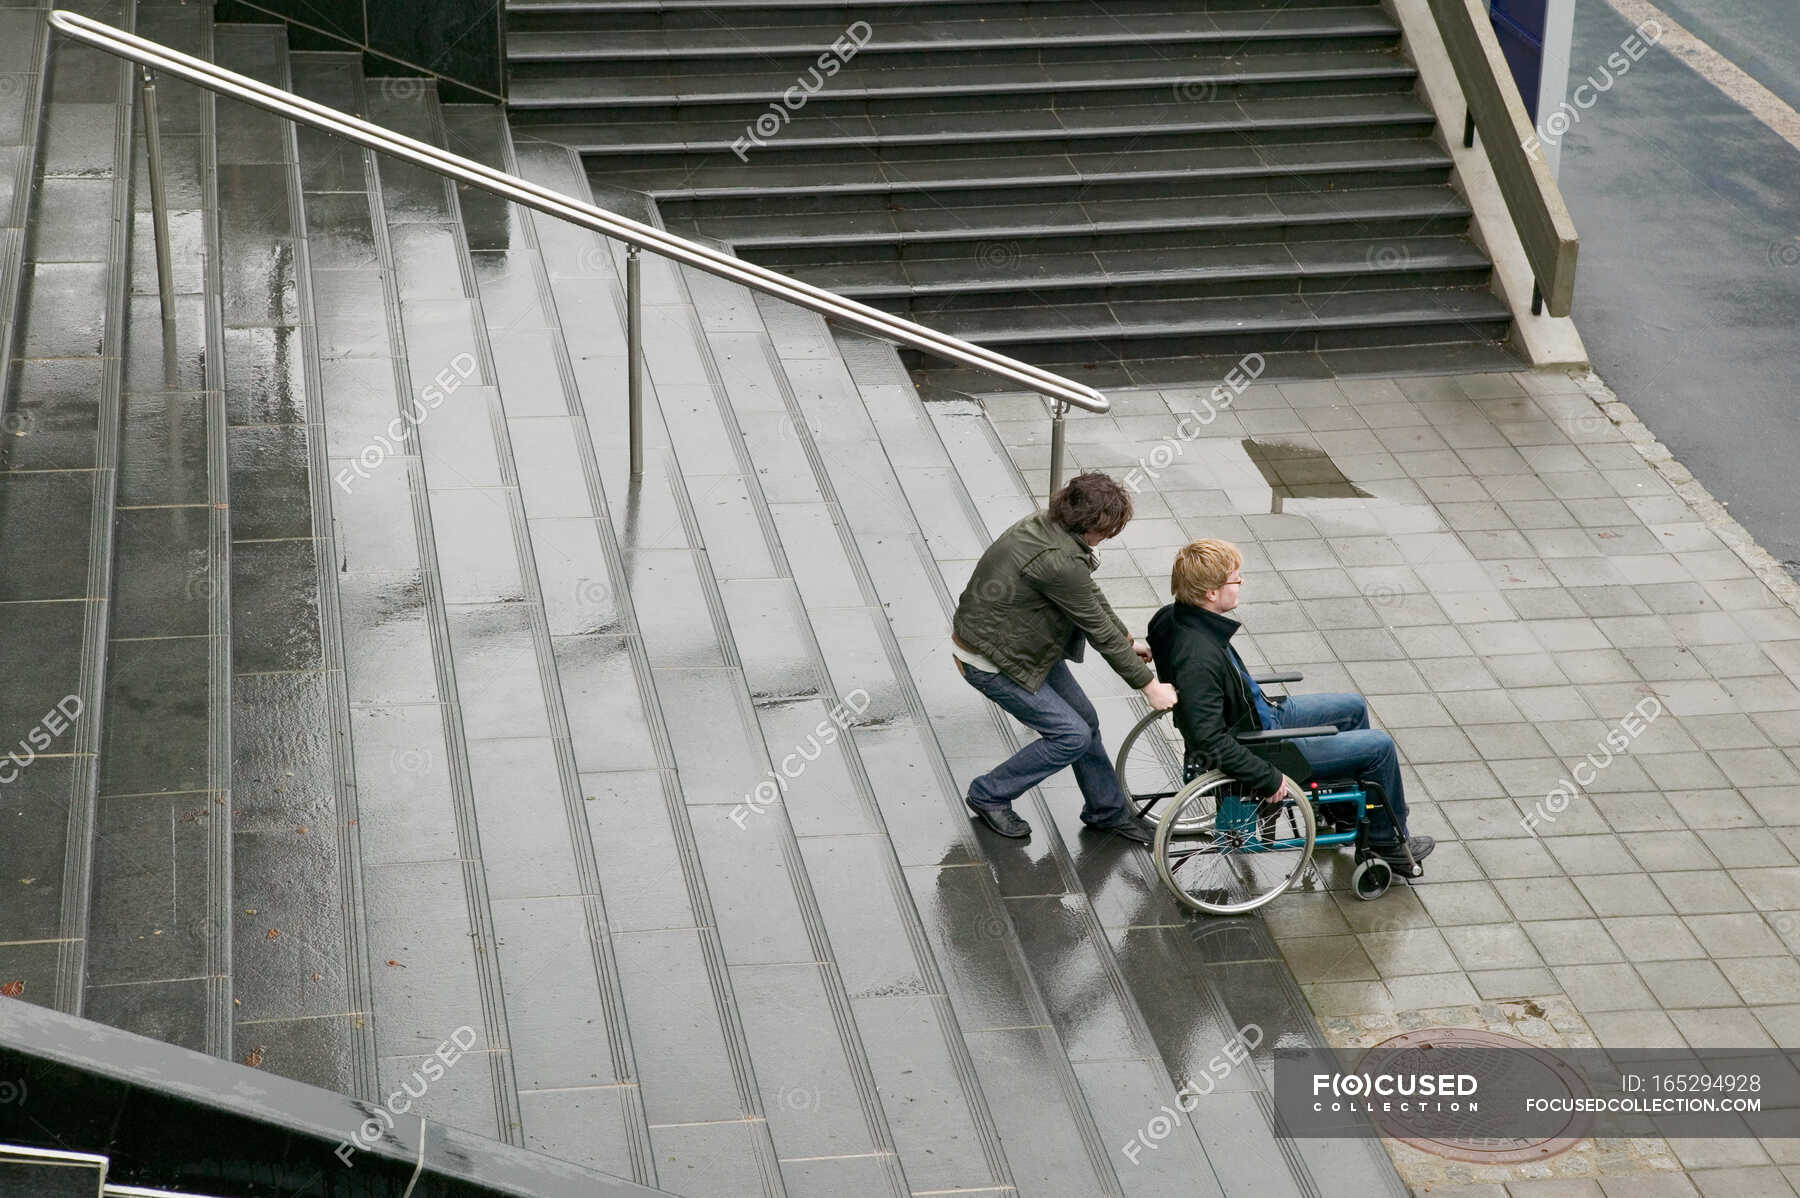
[509,7,1399,71]
[899,288,1512,361]
[216,28,376,1093]
[0,5,47,430]
[785,237,1491,305]
[507,48,1417,113]
[84,3,235,1062]
[510,0,1385,32]
[0,0,132,1021]
[640,138,1452,212]
[688,185,1471,254]
[537,91,1437,159]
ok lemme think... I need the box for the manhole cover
[1361,1028,1589,1164]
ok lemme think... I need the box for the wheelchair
[1112,672,1414,915]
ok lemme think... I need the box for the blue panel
[1490,1,1549,120]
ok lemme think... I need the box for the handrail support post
[1047,399,1067,501]
[138,66,176,335]
[1463,108,1475,148]
[626,244,643,479]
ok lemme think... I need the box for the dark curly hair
[1048,472,1133,540]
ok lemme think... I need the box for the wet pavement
[968,368,1800,1193]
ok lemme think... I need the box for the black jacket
[1146,601,1283,796]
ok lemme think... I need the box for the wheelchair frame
[1113,673,1415,914]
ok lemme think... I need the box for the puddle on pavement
[1241,437,1375,513]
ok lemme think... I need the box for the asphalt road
[1647,0,1800,112]
[1556,0,1800,572]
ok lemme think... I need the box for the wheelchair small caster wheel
[1351,858,1392,901]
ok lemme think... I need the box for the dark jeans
[1271,693,1410,844]
[959,659,1131,827]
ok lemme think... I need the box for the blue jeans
[959,659,1131,827]
[1270,693,1410,844]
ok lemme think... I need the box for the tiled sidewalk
[972,369,1800,1195]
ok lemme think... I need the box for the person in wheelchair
[1145,539,1434,878]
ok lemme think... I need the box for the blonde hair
[1171,540,1243,606]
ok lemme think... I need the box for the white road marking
[1599,0,1800,151]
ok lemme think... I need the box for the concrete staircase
[506,0,1518,384]
[0,4,1407,1192]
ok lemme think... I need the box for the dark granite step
[0,0,132,1023]
[694,185,1473,259]
[509,47,1418,119]
[82,0,235,1067]
[0,3,49,430]
[915,339,1526,391]
[784,236,1492,310]
[509,7,1400,77]
[897,287,1512,362]
[550,92,1442,161]
[510,0,1385,34]
[211,30,383,1099]
[623,137,1450,207]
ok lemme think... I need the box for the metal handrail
[48,9,1104,493]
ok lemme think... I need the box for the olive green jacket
[953,510,1154,693]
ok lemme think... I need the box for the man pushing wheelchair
[952,470,1429,900]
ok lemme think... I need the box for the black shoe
[1373,835,1435,876]
[968,800,1031,839]
[1085,814,1154,845]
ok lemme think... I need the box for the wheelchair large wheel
[1153,770,1315,916]
[1113,707,1214,835]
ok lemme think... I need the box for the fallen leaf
[266,928,280,940]
[385,959,406,968]
[244,1046,265,1067]
[0,981,23,998]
